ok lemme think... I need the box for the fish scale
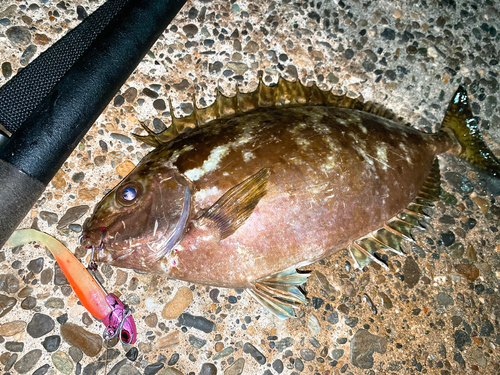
[81,78,500,319]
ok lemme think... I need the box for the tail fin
[440,86,500,178]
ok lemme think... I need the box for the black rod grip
[0,0,187,248]
[0,160,45,247]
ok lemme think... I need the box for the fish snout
[79,227,106,251]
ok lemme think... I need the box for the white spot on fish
[184,145,230,181]
[243,151,255,162]
[353,145,374,166]
[320,155,336,174]
[376,144,388,170]
[399,142,413,164]
[153,220,159,238]
[194,186,221,206]
[295,137,310,149]
[312,121,332,135]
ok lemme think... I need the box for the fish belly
[163,106,442,287]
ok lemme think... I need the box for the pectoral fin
[202,168,271,240]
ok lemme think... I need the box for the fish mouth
[79,227,139,266]
[79,227,106,261]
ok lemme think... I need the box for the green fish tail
[441,85,500,178]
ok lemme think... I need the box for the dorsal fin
[133,76,404,147]
[349,158,441,269]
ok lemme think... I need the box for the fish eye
[116,182,142,206]
[122,186,137,201]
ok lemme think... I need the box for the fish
[80,78,500,319]
[7,229,137,344]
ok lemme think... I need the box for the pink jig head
[87,247,137,345]
[101,293,137,344]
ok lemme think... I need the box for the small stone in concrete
[5,341,24,352]
[57,313,68,324]
[69,346,83,363]
[350,329,387,369]
[40,211,58,225]
[60,323,102,357]
[0,320,26,336]
[14,349,42,374]
[469,346,487,368]
[57,205,89,229]
[480,320,494,336]
[52,351,74,374]
[144,362,164,375]
[177,313,216,333]
[4,353,17,371]
[454,263,479,282]
[0,273,20,294]
[300,349,315,361]
[168,353,180,366]
[45,297,65,309]
[27,258,44,274]
[453,351,466,368]
[331,349,344,360]
[200,363,217,375]
[145,313,158,328]
[42,335,61,352]
[126,347,138,361]
[272,359,284,373]
[32,364,50,375]
[224,358,245,375]
[345,316,359,327]
[54,264,69,285]
[108,358,127,374]
[117,364,141,375]
[437,292,454,307]
[189,335,207,349]
[17,286,32,298]
[40,268,53,284]
[98,348,120,361]
[294,358,304,371]
[162,286,193,319]
[454,330,471,351]
[402,257,420,288]
[82,361,105,375]
[27,313,55,338]
[275,337,294,352]
[243,342,266,364]
[440,231,455,247]
[6,26,31,45]
[0,294,16,317]
[327,312,339,324]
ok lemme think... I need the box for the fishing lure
[7,229,137,344]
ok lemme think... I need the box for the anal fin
[349,157,441,269]
[248,267,310,319]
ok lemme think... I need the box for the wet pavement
[1,0,499,374]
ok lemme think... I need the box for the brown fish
[81,78,500,318]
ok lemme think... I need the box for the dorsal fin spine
[133,77,403,146]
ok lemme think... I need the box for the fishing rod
[0,0,188,248]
